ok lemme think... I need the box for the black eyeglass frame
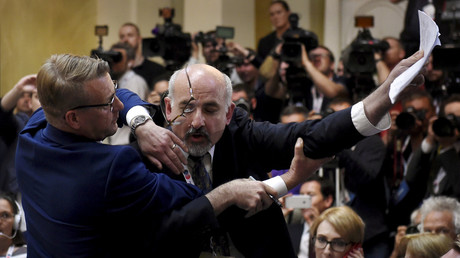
[69,80,118,112]
[168,66,195,125]
[313,236,352,252]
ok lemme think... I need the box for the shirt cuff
[263,176,288,197]
[126,106,151,127]
[351,101,391,136]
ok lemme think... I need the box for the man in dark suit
[16,54,318,257]
[156,50,425,257]
[406,94,460,201]
[286,175,335,258]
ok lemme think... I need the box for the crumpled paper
[389,10,441,103]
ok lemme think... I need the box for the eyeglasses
[314,236,351,252]
[70,80,118,112]
[169,66,196,125]
[0,212,13,220]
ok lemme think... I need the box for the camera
[233,98,251,113]
[280,13,318,105]
[432,114,460,137]
[281,13,318,64]
[144,8,192,71]
[196,26,243,77]
[341,16,389,74]
[90,25,123,65]
[405,224,420,235]
[395,107,427,131]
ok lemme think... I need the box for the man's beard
[185,127,212,157]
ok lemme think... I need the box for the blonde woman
[397,233,452,258]
[310,206,364,258]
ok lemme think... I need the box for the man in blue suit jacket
[16,54,317,257]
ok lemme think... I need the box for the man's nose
[113,96,124,112]
[190,109,205,128]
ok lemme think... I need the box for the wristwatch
[130,115,152,135]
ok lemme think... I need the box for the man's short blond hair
[37,54,110,123]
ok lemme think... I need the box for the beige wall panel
[1,0,97,95]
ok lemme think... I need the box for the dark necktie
[188,155,212,194]
[187,155,230,256]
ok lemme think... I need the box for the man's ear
[164,97,172,121]
[226,102,235,124]
[324,195,334,209]
[64,111,81,130]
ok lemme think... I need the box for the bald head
[168,64,232,108]
[165,64,235,156]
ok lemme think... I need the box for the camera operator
[119,23,166,88]
[107,42,149,145]
[257,0,291,61]
[229,44,283,123]
[231,83,256,120]
[265,44,348,113]
[406,94,460,200]
[384,89,436,231]
[189,30,242,85]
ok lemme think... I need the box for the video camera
[144,8,192,71]
[281,13,318,105]
[341,16,389,74]
[281,13,318,64]
[90,25,123,65]
[195,26,243,77]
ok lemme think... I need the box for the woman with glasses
[0,193,26,257]
[310,206,364,258]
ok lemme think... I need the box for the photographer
[407,94,460,200]
[107,42,149,145]
[119,23,166,88]
[189,30,242,84]
[265,44,347,113]
[385,89,436,231]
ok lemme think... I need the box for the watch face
[134,116,147,124]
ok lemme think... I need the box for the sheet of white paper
[389,10,441,103]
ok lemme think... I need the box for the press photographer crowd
[2,0,460,257]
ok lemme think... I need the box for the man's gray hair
[168,66,232,108]
[420,196,460,234]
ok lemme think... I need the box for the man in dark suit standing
[157,50,425,257]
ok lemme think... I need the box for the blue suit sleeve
[116,88,154,125]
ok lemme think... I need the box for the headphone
[13,201,22,231]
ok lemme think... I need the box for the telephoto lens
[432,114,460,137]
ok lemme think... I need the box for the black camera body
[280,13,318,105]
[233,97,251,113]
[145,8,192,71]
[342,28,389,74]
[90,49,122,65]
[281,13,318,64]
[395,107,427,131]
[196,26,242,77]
[433,114,460,137]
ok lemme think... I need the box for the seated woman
[397,233,452,258]
[310,206,364,258]
[0,193,27,257]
